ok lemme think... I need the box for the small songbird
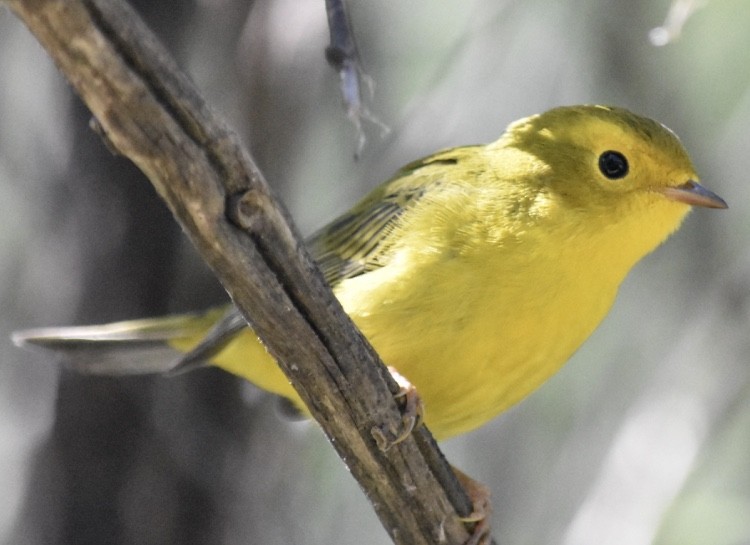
[15,105,727,441]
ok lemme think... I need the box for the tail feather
[169,307,247,375]
[13,312,221,376]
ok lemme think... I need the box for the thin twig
[324,0,388,156]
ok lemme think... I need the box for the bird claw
[371,367,423,451]
[453,466,493,545]
[460,512,491,545]
[390,367,423,442]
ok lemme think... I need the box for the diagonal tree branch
[3,0,479,543]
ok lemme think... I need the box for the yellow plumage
[15,105,727,440]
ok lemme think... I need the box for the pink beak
[661,180,728,209]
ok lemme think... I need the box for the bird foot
[453,466,493,545]
[371,367,423,451]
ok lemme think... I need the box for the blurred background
[0,0,748,544]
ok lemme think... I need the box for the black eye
[598,151,629,179]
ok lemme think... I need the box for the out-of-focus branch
[325,0,388,156]
[2,0,477,543]
[649,0,706,46]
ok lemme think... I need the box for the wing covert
[307,148,474,286]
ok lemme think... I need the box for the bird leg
[453,466,493,545]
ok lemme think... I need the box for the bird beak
[661,180,728,209]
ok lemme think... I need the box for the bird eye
[598,151,629,179]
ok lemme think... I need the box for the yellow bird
[15,105,726,440]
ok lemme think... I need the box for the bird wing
[173,149,469,367]
[307,148,471,286]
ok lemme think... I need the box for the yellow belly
[333,253,616,438]
[187,244,618,441]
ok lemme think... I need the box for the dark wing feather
[307,149,471,286]
[308,185,426,285]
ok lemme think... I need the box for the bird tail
[12,308,232,376]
